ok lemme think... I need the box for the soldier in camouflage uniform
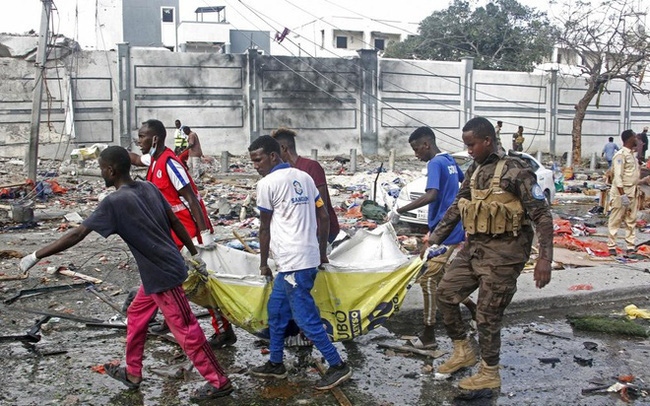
[424,116,553,390]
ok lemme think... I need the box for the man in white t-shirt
[247,135,352,391]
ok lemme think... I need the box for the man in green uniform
[424,117,553,390]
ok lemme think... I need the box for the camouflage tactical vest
[457,159,527,236]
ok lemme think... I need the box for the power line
[285,0,549,131]
[238,0,466,146]
[231,0,465,147]
[220,0,423,140]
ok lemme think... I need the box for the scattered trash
[0,249,25,261]
[360,199,387,221]
[11,201,34,223]
[553,234,611,257]
[377,342,446,358]
[624,304,650,319]
[91,359,120,374]
[569,284,594,291]
[70,144,108,162]
[538,357,561,367]
[225,239,260,251]
[573,355,593,367]
[400,236,419,252]
[583,341,598,351]
[582,374,648,402]
[64,212,84,223]
[528,327,572,340]
[588,205,604,214]
[432,372,452,380]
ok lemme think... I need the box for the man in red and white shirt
[129,119,236,349]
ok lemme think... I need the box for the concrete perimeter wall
[2,46,650,165]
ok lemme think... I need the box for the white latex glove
[425,244,448,259]
[184,253,208,276]
[386,206,400,224]
[20,251,39,274]
[620,195,631,207]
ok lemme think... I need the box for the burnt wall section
[130,48,248,153]
[255,54,361,154]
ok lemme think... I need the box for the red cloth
[125,285,229,388]
[178,149,189,167]
[552,234,611,257]
[553,219,573,235]
[209,308,230,333]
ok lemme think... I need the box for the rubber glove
[620,195,631,207]
[386,206,400,224]
[20,251,39,274]
[425,244,448,259]
[184,253,208,276]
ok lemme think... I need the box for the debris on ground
[568,284,594,291]
[624,304,650,319]
[567,314,650,337]
[582,374,649,402]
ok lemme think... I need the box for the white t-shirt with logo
[256,165,321,272]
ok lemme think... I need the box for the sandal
[407,337,438,350]
[104,363,141,389]
[190,381,234,401]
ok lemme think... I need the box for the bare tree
[554,0,649,164]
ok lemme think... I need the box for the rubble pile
[2,153,650,280]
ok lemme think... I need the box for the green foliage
[567,314,649,337]
[383,0,559,71]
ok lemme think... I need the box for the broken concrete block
[64,212,84,223]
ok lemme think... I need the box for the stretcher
[183,223,422,341]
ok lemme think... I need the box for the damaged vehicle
[394,150,555,225]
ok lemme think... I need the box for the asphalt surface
[398,256,650,321]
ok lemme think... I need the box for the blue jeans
[268,268,342,366]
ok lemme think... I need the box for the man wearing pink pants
[20,146,232,401]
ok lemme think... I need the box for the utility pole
[26,0,53,181]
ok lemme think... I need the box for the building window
[336,36,348,49]
[162,8,174,23]
[374,38,385,51]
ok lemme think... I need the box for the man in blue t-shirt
[602,136,620,168]
[388,127,476,349]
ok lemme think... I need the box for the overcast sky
[2,0,556,41]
